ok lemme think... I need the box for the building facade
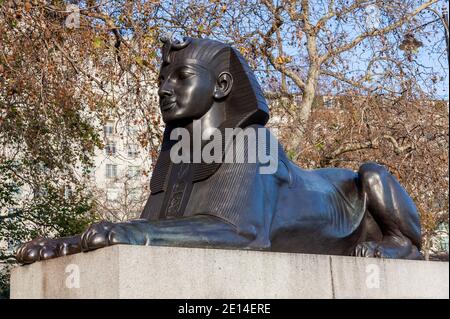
[87,118,154,222]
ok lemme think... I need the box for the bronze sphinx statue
[16,37,422,264]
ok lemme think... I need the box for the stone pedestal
[10,245,449,299]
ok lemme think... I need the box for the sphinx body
[134,123,420,259]
[16,37,421,264]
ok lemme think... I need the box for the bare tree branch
[319,0,439,64]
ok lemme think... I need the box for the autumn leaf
[135,56,148,67]
[93,37,103,49]
[276,56,289,65]
[24,2,32,12]
[239,47,248,55]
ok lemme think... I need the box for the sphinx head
[158,37,269,128]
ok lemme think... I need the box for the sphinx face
[158,62,216,125]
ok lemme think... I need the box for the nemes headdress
[141,36,274,224]
[148,37,271,196]
[159,36,270,127]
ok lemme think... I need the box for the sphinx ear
[213,72,233,99]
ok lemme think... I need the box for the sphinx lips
[161,101,176,112]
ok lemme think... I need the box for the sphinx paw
[81,221,115,251]
[16,238,60,264]
[352,241,382,258]
[80,220,147,252]
[16,236,82,265]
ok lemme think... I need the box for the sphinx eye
[178,70,195,80]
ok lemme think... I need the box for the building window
[105,164,118,179]
[64,186,73,199]
[106,188,119,202]
[104,121,115,136]
[33,187,48,198]
[127,125,139,136]
[127,144,139,158]
[13,184,22,198]
[436,223,449,252]
[84,167,96,181]
[127,165,140,179]
[128,188,141,200]
[105,141,117,156]
[8,238,19,253]
[439,238,449,252]
[324,98,334,109]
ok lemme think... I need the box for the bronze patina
[16,37,422,264]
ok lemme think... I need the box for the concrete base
[10,245,449,299]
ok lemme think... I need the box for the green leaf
[93,37,103,49]
[135,56,144,66]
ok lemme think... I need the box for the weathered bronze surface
[16,37,421,264]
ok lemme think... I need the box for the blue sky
[274,1,449,100]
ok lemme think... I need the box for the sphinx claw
[352,241,379,258]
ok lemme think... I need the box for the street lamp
[443,6,449,63]
[399,33,423,52]
[399,33,423,61]
[399,5,449,63]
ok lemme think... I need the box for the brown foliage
[1,1,447,258]
[271,94,448,255]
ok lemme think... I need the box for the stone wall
[10,245,449,299]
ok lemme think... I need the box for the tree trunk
[299,70,318,127]
[286,66,319,158]
[423,235,431,261]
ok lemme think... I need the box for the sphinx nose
[158,83,173,99]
